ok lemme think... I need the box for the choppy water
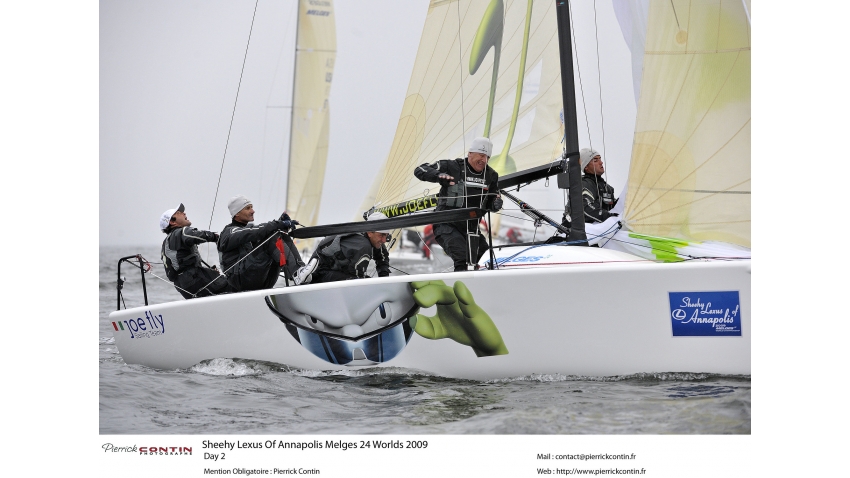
[99,246,750,435]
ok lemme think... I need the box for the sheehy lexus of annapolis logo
[103,443,193,456]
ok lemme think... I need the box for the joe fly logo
[112,310,165,339]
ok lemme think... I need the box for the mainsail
[285,0,336,227]
[620,0,751,247]
[358,0,566,219]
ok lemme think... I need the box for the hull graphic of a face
[268,282,419,366]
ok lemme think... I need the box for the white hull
[110,247,750,380]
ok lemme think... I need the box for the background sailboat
[260,0,337,256]
[255,1,336,225]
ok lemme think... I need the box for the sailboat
[110,0,750,380]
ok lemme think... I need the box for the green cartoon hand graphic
[410,280,508,357]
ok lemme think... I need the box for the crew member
[413,137,503,271]
[579,147,618,224]
[506,227,522,244]
[293,212,392,284]
[160,203,230,299]
[218,195,304,292]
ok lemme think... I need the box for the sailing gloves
[278,212,299,232]
[279,220,298,232]
[490,196,503,212]
[437,173,456,187]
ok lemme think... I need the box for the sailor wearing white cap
[412,137,503,271]
[160,203,230,299]
[577,148,618,224]
[218,196,305,291]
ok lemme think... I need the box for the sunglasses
[265,297,418,365]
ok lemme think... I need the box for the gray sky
[100,0,635,246]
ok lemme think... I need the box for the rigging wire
[208,0,260,232]
[453,0,475,269]
[592,0,609,187]
[260,0,299,211]
[568,0,593,151]
[414,228,451,271]
[195,229,283,297]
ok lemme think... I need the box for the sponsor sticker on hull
[112,310,165,339]
[669,291,742,336]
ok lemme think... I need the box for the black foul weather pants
[434,223,489,271]
[174,266,230,299]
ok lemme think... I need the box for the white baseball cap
[159,203,185,232]
[468,137,493,157]
[367,211,393,234]
[228,195,252,217]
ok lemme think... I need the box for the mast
[554,0,587,244]
[285,0,302,212]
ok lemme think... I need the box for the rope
[194,229,283,297]
[387,265,411,276]
[146,269,202,299]
[413,228,451,271]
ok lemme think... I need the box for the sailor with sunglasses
[160,203,230,299]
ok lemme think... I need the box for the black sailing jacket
[161,226,218,282]
[312,233,390,279]
[581,173,617,223]
[414,157,498,232]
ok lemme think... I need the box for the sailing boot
[293,258,318,285]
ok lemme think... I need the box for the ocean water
[99,245,750,435]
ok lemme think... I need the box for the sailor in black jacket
[413,137,503,271]
[578,147,618,224]
[218,195,304,292]
[160,203,230,299]
[294,212,391,285]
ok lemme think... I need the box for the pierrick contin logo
[101,444,192,456]
[140,446,193,456]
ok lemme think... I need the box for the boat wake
[189,358,295,376]
[488,372,751,383]
[186,358,749,384]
